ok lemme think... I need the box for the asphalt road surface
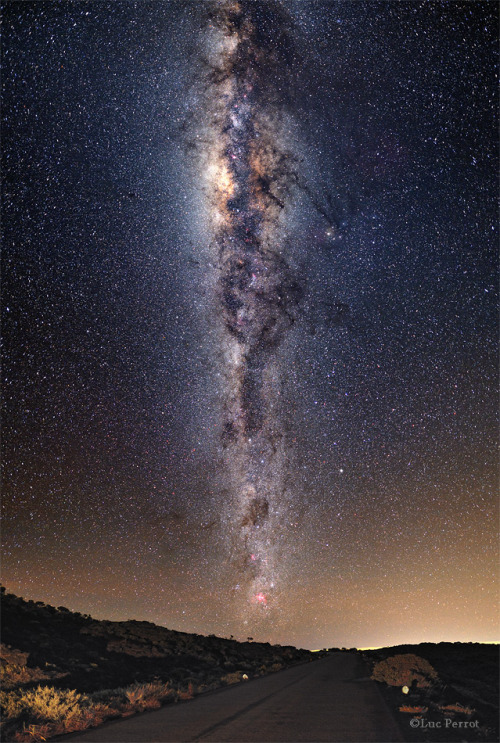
[66,652,404,742]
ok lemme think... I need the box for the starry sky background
[2,1,498,650]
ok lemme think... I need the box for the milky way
[194,0,305,620]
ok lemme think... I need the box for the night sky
[2,1,498,651]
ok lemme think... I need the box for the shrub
[124,681,173,709]
[177,682,195,701]
[399,705,428,714]
[371,654,438,688]
[439,703,475,716]
[0,686,87,722]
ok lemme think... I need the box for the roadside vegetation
[1,680,180,741]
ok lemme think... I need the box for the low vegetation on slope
[0,588,314,741]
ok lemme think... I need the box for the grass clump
[439,702,475,716]
[399,705,428,714]
[123,681,174,710]
[0,686,86,723]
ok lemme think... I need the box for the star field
[1,1,498,649]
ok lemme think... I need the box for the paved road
[66,652,403,742]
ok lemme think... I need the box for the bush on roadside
[0,686,87,723]
[124,681,174,710]
[371,654,438,688]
